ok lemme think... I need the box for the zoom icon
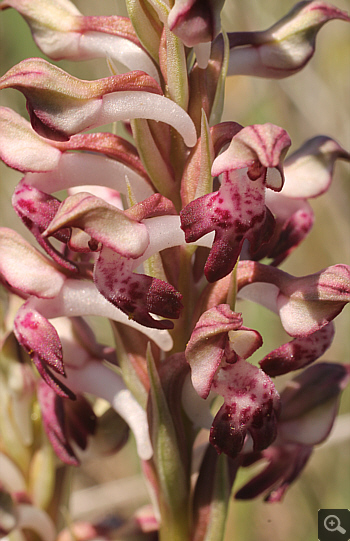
[319,509,350,541]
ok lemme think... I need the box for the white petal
[25,152,155,202]
[134,215,214,267]
[16,504,56,541]
[65,361,153,460]
[99,91,197,147]
[79,32,160,83]
[0,452,26,493]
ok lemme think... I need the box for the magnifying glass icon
[324,515,346,534]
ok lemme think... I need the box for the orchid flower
[1,0,350,539]
[227,1,350,79]
[236,362,350,502]
[168,0,225,68]
[256,136,350,264]
[181,123,291,281]
[0,58,197,144]
[0,0,160,81]
[185,304,280,458]
[236,261,350,337]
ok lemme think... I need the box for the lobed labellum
[94,247,183,330]
[181,123,290,281]
[181,168,275,282]
[260,322,335,376]
[235,444,313,502]
[210,358,280,458]
[13,305,62,371]
[12,183,77,272]
[12,183,70,243]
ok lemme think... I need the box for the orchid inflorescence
[0,1,350,540]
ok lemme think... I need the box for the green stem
[226,257,239,311]
[171,245,196,353]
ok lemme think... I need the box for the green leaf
[146,345,190,541]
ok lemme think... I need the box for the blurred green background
[0,1,349,540]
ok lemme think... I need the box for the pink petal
[238,261,350,337]
[212,124,291,187]
[44,192,149,258]
[185,305,243,398]
[283,135,350,198]
[168,0,224,47]
[0,227,66,298]
[13,303,74,399]
[12,183,76,272]
[278,264,350,336]
[0,106,61,172]
[278,362,350,445]
[14,303,64,374]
